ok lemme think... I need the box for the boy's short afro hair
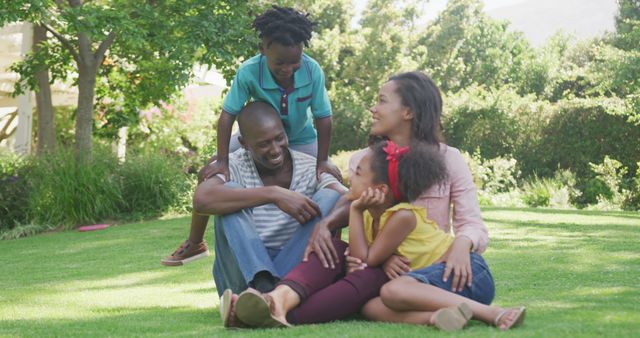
[252,5,316,47]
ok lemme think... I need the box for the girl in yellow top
[349,140,525,331]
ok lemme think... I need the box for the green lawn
[1,208,639,337]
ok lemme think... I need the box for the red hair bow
[383,141,409,201]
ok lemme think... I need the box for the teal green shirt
[222,53,332,145]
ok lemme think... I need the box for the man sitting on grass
[192,101,347,296]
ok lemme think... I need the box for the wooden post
[14,22,33,155]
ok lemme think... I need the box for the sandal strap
[494,309,508,327]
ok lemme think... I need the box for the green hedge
[0,147,195,236]
[443,87,640,179]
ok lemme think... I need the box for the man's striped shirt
[222,148,340,249]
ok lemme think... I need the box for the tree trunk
[75,63,97,161]
[33,25,56,156]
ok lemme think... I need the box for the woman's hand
[440,236,473,292]
[383,254,411,279]
[351,187,386,211]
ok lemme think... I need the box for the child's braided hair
[253,5,316,47]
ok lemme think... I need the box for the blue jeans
[405,252,495,305]
[212,184,340,297]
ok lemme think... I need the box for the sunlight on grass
[1,209,639,337]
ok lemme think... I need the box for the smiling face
[261,39,303,87]
[369,80,413,137]
[240,117,289,171]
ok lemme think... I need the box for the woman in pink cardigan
[347,79,488,287]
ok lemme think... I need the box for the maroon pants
[280,238,389,324]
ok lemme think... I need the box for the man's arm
[193,177,323,224]
[193,177,276,215]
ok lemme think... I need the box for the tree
[614,0,640,51]
[32,24,55,155]
[1,0,258,159]
[413,0,532,94]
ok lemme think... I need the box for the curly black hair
[252,5,316,48]
[369,141,448,202]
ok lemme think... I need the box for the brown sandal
[494,306,526,330]
[220,289,249,329]
[432,303,473,332]
[235,289,291,328]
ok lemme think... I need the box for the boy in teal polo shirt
[161,5,342,267]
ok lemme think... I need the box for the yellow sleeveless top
[363,203,454,270]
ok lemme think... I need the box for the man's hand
[317,160,343,183]
[272,188,322,225]
[382,254,411,279]
[440,236,473,292]
[344,248,367,274]
[198,157,229,182]
[303,220,339,269]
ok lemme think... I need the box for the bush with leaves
[584,156,636,210]
[0,151,31,231]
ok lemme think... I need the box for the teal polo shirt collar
[258,54,312,90]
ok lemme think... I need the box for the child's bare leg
[380,276,508,326]
[362,297,434,324]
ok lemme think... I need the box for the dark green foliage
[534,99,640,179]
[118,152,194,216]
[27,147,123,228]
[0,153,31,231]
[0,147,195,235]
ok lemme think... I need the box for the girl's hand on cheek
[352,188,386,210]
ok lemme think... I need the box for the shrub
[0,151,31,231]
[27,147,123,229]
[117,151,195,217]
[521,173,575,209]
[479,190,526,208]
[584,156,634,210]
[1,146,196,237]
[521,176,553,207]
[625,162,640,210]
[535,98,640,179]
[461,150,520,195]
[444,86,550,162]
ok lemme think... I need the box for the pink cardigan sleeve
[445,147,489,253]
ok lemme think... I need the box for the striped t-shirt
[222,148,341,249]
